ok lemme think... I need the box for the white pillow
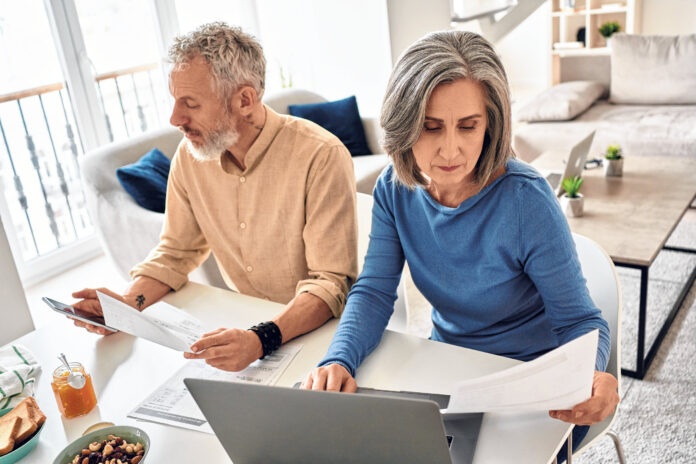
[515,81,605,122]
[610,33,696,104]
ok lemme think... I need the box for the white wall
[255,0,393,117]
[385,0,451,65]
[641,0,696,34]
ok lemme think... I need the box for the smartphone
[42,296,117,332]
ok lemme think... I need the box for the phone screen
[42,296,110,328]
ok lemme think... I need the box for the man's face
[169,55,239,161]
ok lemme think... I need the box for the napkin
[0,344,41,409]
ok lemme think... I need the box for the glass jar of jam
[51,362,97,418]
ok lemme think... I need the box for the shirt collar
[220,105,283,175]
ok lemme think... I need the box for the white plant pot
[604,157,623,177]
[606,37,612,49]
[560,193,584,218]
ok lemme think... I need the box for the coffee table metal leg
[621,246,696,380]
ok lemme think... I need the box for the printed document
[128,344,302,433]
[98,291,208,353]
[444,329,599,414]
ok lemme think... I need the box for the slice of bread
[24,397,46,427]
[0,415,21,456]
[0,399,37,443]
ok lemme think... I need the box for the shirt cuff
[129,262,187,291]
[296,281,346,318]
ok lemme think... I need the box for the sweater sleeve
[518,178,610,371]
[130,146,211,290]
[318,170,405,375]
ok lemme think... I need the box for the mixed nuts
[69,435,145,464]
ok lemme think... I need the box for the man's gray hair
[380,30,514,189]
[168,22,266,101]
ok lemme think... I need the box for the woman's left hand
[549,370,619,426]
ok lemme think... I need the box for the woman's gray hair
[168,22,266,101]
[381,30,514,189]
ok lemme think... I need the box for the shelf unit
[550,0,642,84]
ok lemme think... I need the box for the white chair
[356,193,408,333]
[0,215,34,345]
[566,233,626,463]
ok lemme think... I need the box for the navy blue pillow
[288,96,371,156]
[116,148,171,213]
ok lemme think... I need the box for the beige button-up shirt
[130,107,358,317]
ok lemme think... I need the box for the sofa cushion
[515,81,605,122]
[610,33,696,105]
[288,96,371,156]
[116,148,170,213]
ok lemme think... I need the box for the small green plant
[561,176,583,198]
[280,66,293,89]
[598,21,621,38]
[604,144,623,160]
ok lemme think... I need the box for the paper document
[444,329,599,414]
[98,292,209,353]
[128,344,302,433]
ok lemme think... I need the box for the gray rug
[404,214,696,463]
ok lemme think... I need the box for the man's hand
[549,370,619,425]
[301,363,357,393]
[70,287,124,336]
[184,328,264,371]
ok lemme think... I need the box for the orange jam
[51,362,97,418]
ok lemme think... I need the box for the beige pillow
[516,81,605,122]
[610,33,696,104]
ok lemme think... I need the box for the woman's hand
[549,370,619,425]
[301,363,357,393]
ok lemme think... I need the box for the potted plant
[560,176,584,217]
[599,21,621,47]
[603,143,623,177]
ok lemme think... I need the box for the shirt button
[240,222,246,229]
[240,176,246,183]
[246,265,253,272]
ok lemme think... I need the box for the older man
[71,22,357,371]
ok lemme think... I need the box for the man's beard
[183,122,239,162]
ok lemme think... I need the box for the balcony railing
[95,63,167,142]
[0,62,168,264]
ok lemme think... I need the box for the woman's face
[411,78,488,189]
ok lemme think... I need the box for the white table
[12,282,572,463]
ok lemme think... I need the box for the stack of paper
[444,330,598,414]
[128,345,302,433]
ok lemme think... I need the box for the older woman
[302,31,619,461]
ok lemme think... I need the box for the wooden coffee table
[532,152,696,379]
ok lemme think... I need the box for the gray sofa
[81,88,390,286]
[513,34,696,163]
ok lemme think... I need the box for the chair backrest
[356,193,408,333]
[0,215,34,345]
[571,233,622,453]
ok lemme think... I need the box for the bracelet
[249,321,282,359]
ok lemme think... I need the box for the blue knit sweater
[320,159,610,375]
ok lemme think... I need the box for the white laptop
[541,130,595,196]
[185,378,483,464]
